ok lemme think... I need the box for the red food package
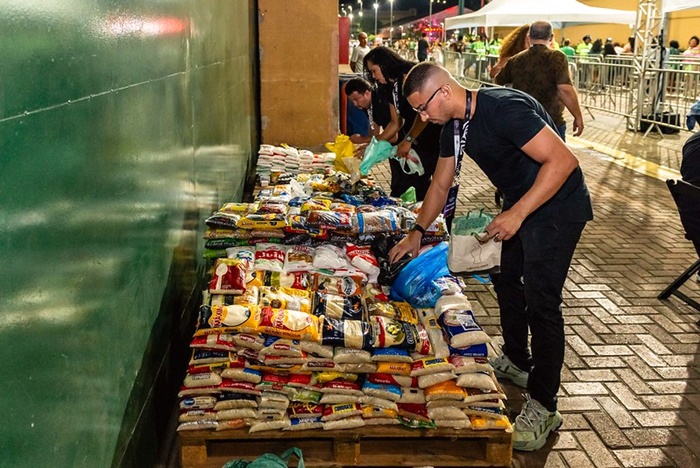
[397,403,431,422]
[209,259,247,294]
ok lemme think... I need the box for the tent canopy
[662,0,700,12]
[445,0,636,29]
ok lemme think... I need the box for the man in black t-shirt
[391,62,593,452]
[344,77,395,145]
[681,131,700,186]
[417,33,429,62]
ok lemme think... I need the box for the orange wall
[259,0,339,146]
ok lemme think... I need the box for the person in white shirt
[350,33,371,74]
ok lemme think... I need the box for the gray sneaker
[490,354,529,388]
[513,395,563,451]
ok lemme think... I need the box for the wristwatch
[410,223,426,236]
[404,135,415,144]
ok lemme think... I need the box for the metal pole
[390,0,394,44]
[429,0,433,32]
[374,3,378,37]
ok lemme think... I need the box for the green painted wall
[0,1,258,467]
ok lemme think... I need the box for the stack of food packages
[177,171,513,434]
[256,145,335,187]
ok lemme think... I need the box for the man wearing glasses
[390,62,593,452]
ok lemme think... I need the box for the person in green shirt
[561,39,575,61]
[576,35,592,56]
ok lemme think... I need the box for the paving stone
[613,448,674,467]
[571,324,605,344]
[639,394,694,410]
[604,383,647,411]
[560,413,590,431]
[558,396,601,412]
[575,430,624,466]
[560,450,596,468]
[567,335,596,356]
[654,366,700,380]
[670,428,700,458]
[572,369,618,382]
[613,369,655,395]
[592,345,634,356]
[562,382,609,396]
[662,446,700,467]
[621,356,662,381]
[583,412,632,449]
[552,431,579,450]
[596,397,638,428]
[632,411,686,427]
[625,428,679,447]
[629,344,670,367]
[584,356,628,368]
[646,381,695,395]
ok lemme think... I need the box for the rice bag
[286,417,324,431]
[424,380,466,402]
[293,390,323,404]
[216,408,257,420]
[312,244,350,270]
[370,348,413,363]
[300,341,334,359]
[320,393,361,405]
[259,391,291,409]
[180,396,218,411]
[346,244,380,280]
[411,358,455,377]
[209,259,248,295]
[333,347,372,364]
[315,372,359,384]
[262,354,308,366]
[254,243,287,272]
[195,305,258,336]
[427,406,469,421]
[371,316,430,355]
[450,356,493,374]
[374,362,412,376]
[231,333,265,351]
[321,403,363,422]
[362,382,402,402]
[438,308,490,349]
[323,415,366,430]
[225,246,256,263]
[397,387,425,404]
[184,372,223,388]
[287,374,320,391]
[313,292,363,320]
[390,302,419,324]
[361,405,399,418]
[216,419,247,431]
[288,402,323,418]
[256,306,323,342]
[255,270,311,290]
[368,373,417,388]
[301,198,332,214]
[321,318,373,350]
[177,420,219,431]
[469,415,512,431]
[449,342,492,358]
[417,371,456,389]
[463,406,506,420]
[189,334,237,352]
[260,287,311,313]
[321,380,364,396]
[397,403,431,423]
[456,371,499,391]
[214,393,259,410]
[434,294,472,314]
[188,349,239,366]
[258,336,303,358]
[249,418,291,433]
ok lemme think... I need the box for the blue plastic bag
[390,242,449,308]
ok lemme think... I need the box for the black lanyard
[392,81,401,116]
[452,90,473,175]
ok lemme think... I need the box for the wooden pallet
[179,426,512,467]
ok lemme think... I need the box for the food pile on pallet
[177,165,512,435]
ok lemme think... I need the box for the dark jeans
[491,219,586,412]
[557,123,566,141]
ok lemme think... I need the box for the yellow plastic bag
[325,134,355,173]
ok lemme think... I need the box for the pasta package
[371,316,431,355]
[237,213,288,230]
[256,306,323,342]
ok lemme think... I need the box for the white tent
[662,0,700,12]
[444,0,636,29]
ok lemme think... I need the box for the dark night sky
[338,0,483,18]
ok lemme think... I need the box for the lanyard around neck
[453,90,473,168]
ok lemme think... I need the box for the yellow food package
[259,286,312,313]
[194,305,259,336]
[256,306,323,342]
[374,362,412,376]
[325,134,355,173]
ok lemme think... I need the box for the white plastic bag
[448,211,501,275]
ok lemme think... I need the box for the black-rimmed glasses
[412,85,444,114]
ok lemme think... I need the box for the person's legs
[491,232,531,372]
[519,220,585,411]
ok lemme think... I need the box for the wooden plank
[179,427,512,468]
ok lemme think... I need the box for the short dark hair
[344,77,372,96]
[529,21,552,41]
[403,62,439,98]
[670,40,680,48]
[564,39,570,46]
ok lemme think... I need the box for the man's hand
[389,231,421,264]
[484,209,525,242]
[349,134,365,144]
[396,139,412,158]
[572,117,584,137]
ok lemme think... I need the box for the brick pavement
[369,131,700,467]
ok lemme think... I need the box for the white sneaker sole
[513,413,564,452]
